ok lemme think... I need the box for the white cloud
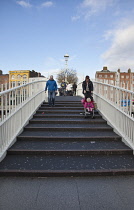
[41,1,53,8]
[44,57,61,67]
[71,16,80,22]
[71,0,116,21]
[102,23,134,71]
[16,1,32,8]
[81,0,114,9]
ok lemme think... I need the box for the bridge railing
[77,81,134,151]
[0,80,47,161]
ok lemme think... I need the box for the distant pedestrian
[82,75,93,97]
[66,83,72,96]
[45,75,57,106]
[60,80,66,96]
[72,82,77,96]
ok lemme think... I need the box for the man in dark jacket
[82,75,93,98]
[45,75,57,106]
[72,82,77,96]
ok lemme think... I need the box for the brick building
[0,70,9,90]
[95,67,134,91]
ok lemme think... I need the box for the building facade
[0,70,9,91]
[95,67,134,91]
[9,70,45,88]
[9,70,30,88]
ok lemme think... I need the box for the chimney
[103,66,108,71]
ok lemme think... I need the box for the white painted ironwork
[0,80,47,161]
[0,83,10,92]
[77,81,134,151]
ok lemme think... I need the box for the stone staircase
[0,96,134,177]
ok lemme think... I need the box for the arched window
[11,75,15,79]
[23,74,27,79]
[17,74,21,79]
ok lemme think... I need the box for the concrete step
[37,110,98,114]
[24,127,113,132]
[39,107,84,110]
[8,139,131,154]
[43,101,82,104]
[26,123,109,128]
[18,130,120,138]
[0,154,134,177]
[7,149,132,155]
[29,118,107,124]
[55,96,82,101]
[36,110,91,114]
[33,114,102,118]
[17,133,121,142]
[41,104,84,107]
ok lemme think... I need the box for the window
[126,75,129,79]
[99,75,102,78]
[104,75,107,78]
[11,75,15,79]
[17,74,21,79]
[121,75,124,78]
[23,74,27,79]
[12,81,16,87]
[110,75,113,78]
[18,81,21,86]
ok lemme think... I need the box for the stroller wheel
[91,110,95,119]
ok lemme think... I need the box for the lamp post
[64,54,69,83]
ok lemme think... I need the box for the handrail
[77,81,134,151]
[0,80,47,161]
[0,80,46,96]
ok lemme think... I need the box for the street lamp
[64,54,69,82]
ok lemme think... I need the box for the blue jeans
[48,91,55,105]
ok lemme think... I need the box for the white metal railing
[0,80,47,161]
[77,81,134,151]
[0,83,10,92]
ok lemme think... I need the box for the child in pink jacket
[81,96,94,112]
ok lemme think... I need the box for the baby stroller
[81,95,95,118]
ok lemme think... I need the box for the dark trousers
[73,90,76,96]
[62,88,66,96]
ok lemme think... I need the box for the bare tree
[57,69,78,84]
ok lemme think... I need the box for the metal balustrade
[0,79,134,161]
[77,81,134,151]
[0,80,47,161]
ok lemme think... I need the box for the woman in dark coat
[82,75,93,97]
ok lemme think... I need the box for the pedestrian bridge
[0,80,134,176]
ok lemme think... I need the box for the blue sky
[1,0,134,82]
